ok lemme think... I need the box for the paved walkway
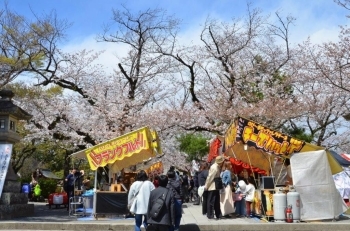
[0,202,350,230]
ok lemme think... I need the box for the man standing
[166,170,182,231]
[147,175,175,231]
[204,156,225,220]
[192,171,200,205]
[181,172,189,203]
[65,168,83,199]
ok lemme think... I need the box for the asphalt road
[1,202,350,231]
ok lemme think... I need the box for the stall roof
[329,150,350,167]
[224,116,343,175]
[69,149,88,160]
[41,169,61,179]
[69,126,161,171]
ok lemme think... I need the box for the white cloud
[308,27,341,44]
[61,35,129,75]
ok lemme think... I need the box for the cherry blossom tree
[289,31,350,151]
[6,3,350,176]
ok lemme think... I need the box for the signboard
[86,127,158,170]
[235,117,306,157]
[146,161,163,175]
[223,116,342,175]
[0,144,13,197]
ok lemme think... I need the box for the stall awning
[70,126,162,171]
[41,169,61,179]
[224,116,343,175]
[328,150,350,167]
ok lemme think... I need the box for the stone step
[0,203,34,219]
[0,192,28,205]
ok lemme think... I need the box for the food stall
[69,126,162,218]
[221,116,346,221]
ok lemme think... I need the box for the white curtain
[291,150,348,220]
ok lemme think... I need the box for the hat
[238,180,247,191]
[215,156,224,164]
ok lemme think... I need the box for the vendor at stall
[65,168,84,198]
[82,176,91,191]
[284,158,293,186]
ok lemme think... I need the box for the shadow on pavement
[180,224,201,231]
[6,202,76,222]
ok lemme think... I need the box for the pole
[93,169,98,219]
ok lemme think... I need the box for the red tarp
[207,138,221,163]
[207,137,267,176]
[227,157,267,176]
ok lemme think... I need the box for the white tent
[291,150,348,220]
[333,167,350,199]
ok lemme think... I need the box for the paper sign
[0,144,13,197]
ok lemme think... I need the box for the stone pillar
[0,89,34,219]
[0,180,34,219]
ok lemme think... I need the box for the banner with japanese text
[0,144,12,197]
[86,127,158,170]
[234,117,306,157]
[224,117,342,175]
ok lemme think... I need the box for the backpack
[150,189,169,219]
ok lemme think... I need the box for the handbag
[198,186,205,197]
[233,193,243,201]
[128,182,144,211]
[214,177,223,190]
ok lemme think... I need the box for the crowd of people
[127,155,258,231]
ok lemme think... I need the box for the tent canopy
[70,126,162,171]
[41,169,61,179]
[224,117,343,175]
[329,150,350,167]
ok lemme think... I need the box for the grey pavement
[0,202,350,231]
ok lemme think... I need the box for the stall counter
[94,191,129,216]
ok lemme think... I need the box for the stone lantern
[0,89,34,219]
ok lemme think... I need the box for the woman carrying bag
[219,161,235,217]
[128,170,155,231]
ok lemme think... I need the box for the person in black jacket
[192,172,200,205]
[166,170,183,231]
[198,162,209,215]
[147,175,175,231]
[181,172,189,203]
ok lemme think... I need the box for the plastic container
[22,183,31,194]
[53,194,63,204]
[84,196,93,209]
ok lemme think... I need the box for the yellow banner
[151,130,162,155]
[86,127,156,170]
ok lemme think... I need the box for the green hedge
[37,179,58,198]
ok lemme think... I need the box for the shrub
[38,179,58,198]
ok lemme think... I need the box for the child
[235,180,246,217]
[244,176,256,218]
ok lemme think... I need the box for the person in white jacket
[244,176,256,218]
[128,170,155,231]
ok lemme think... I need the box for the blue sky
[6,0,350,42]
[4,0,350,71]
